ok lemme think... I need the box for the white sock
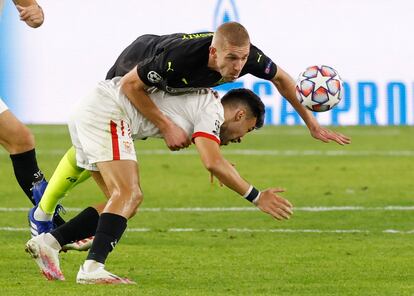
[83,260,104,273]
[43,233,62,251]
[34,206,53,221]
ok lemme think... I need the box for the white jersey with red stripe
[106,77,224,144]
[68,77,224,171]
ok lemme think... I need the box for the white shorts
[68,80,137,171]
[0,98,8,114]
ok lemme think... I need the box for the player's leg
[40,146,90,214]
[51,170,107,252]
[28,146,90,236]
[30,146,91,232]
[26,171,107,281]
[27,80,138,282]
[77,159,141,284]
[0,106,45,204]
[25,167,133,282]
[26,201,106,281]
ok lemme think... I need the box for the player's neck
[207,54,219,72]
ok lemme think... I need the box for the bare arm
[271,66,351,145]
[13,0,44,28]
[194,137,293,220]
[120,66,191,151]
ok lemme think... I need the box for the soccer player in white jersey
[25,78,293,284]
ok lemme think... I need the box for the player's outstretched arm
[120,66,191,151]
[194,137,293,220]
[271,66,351,145]
[13,0,44,28]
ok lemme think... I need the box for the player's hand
[310,125,351,145]
[16,5,44,28]
[160,121,191,151]
[255,188,293,220]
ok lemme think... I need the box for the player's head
[220,88,264,145]
[210,22,250,82]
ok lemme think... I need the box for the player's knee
[8,124,35,154]
[129,189,143,218]
[110,185,143,218]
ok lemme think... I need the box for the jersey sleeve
[244,44,278,80]
[136,52,169,87]
[192,99,224,145]
[137,47,186,87]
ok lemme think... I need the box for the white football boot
[76,263,135,284]
[25,233,65,280]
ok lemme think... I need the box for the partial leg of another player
[28,146,91,236]
[0,107,45,203]
[0,103,64,224]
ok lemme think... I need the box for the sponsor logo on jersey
[182,33,214,40]
[147,71,163,83]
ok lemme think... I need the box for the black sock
[52,215,66,227]
[10,149,44,204]
[51,207,99,246]
[87,213,127,264]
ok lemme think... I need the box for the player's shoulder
[247,43,267,59]
[198,89,224,114]
[162,32,213,64]
[181,88,221,109]
[243,42,277,79]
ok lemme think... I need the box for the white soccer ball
[295,65,343,112]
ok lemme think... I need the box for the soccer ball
[295,65,343,112]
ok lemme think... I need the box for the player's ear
[209,46,217,56]
[235,109,246,122]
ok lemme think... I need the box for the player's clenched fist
[160,120,191,151]
[255,188,293,220]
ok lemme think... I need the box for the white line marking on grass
[2,206,414,213]
[1,226,414,234]
[0,227,28,231]
[27,126,404,136]
[1,149,414,157]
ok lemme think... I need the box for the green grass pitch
[0,125,413,295]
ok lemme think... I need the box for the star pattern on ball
[309,69,332,91]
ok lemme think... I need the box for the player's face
[213,41,250,82]
[220,115,257,146]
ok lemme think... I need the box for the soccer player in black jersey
[25,21,350,284]
[113,22,350,151]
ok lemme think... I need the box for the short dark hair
[221,88,265,129]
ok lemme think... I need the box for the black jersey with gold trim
[106,32,277,94]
